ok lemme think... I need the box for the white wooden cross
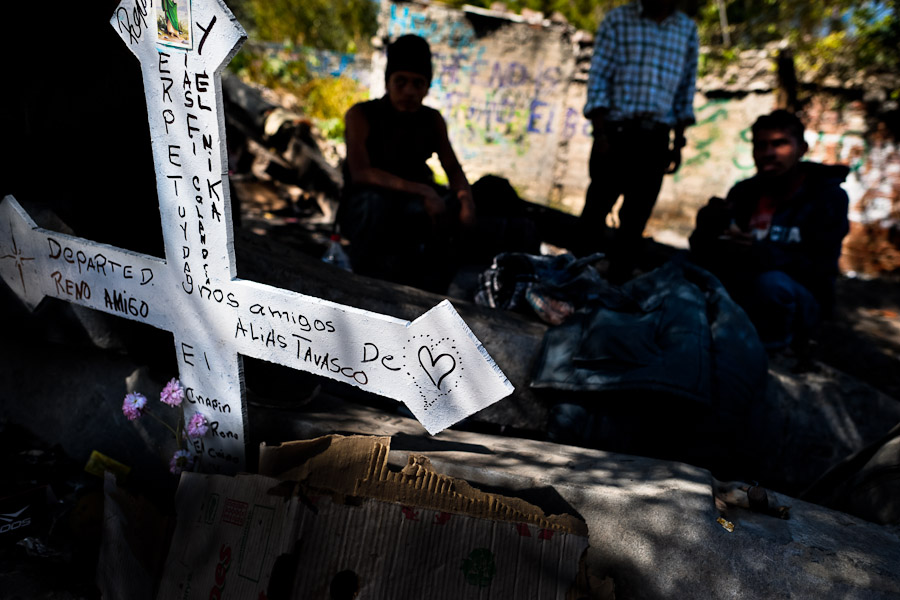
[0,0,512,473]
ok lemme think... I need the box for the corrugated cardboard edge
[259,434,588,537]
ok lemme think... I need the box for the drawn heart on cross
[418,345,456,391]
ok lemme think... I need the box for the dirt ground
[820,274,900,400]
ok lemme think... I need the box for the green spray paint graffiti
[694,103,729,126]
[674,99,734,182]
[731,127,756,171]
[451,88,533,156]
[674,99,759,183]
[678,101,874,202]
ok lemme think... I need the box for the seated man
[339,34,475,293]
[690,110,849,351]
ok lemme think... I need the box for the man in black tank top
[339,35,475,293]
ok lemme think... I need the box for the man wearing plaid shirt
[581,0,698,282]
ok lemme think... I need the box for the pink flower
[122,392,147,421]
[186,413,209,438]
[169,449,196,475]
[160,378,185,407]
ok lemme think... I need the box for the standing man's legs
[607,127,670,282]
[579,127,625,256]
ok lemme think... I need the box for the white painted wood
[0,0,513,473]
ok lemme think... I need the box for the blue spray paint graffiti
[388,4,476,49]
[252,42,370,84]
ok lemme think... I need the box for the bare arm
[434,113,475,226]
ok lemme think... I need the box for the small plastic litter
[717,517,735,532]
[84,450,131,480]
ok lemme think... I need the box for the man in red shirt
[690,110,850,351]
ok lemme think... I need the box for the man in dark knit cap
[339,34,475,293]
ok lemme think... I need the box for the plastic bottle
[321,234,352,271]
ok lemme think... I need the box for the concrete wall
[653,93,778,239]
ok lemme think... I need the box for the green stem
[143,408,179,438]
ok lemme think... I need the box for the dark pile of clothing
[477,253,766,408]
[531,257,767,408]
[477,253,769,474]
[475,252,608,325]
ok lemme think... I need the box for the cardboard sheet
[157,434,589,599]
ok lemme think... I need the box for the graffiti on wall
[387,3,476,48]
[435,56,569,158]
[676,99,735,179]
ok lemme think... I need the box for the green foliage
[227,0,375,140]
[439,0,629,34]
[697,0,853,47]
[316,117,346,140]
[799,31,850,76]
[697,0,899,76]
[697,46,738,78]
[230,44,368,140]
[299,76,370,125]
[849,0,900,70]
[439,0,896,79]
[230,44,310,89]
[230,0,377,52]
[227,0,897,114]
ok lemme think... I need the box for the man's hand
[665,145,683,174]
[666,129,687,174]
[421,186,446,222]
[457,189,476,227]
[718,222,753,246]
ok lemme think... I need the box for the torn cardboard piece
[259,434,588,536]
[157,434,589,599]
[288,491,587,598]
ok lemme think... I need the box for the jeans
[338,187,460,293]
[579,123,671,279]
[743,270,820,350]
